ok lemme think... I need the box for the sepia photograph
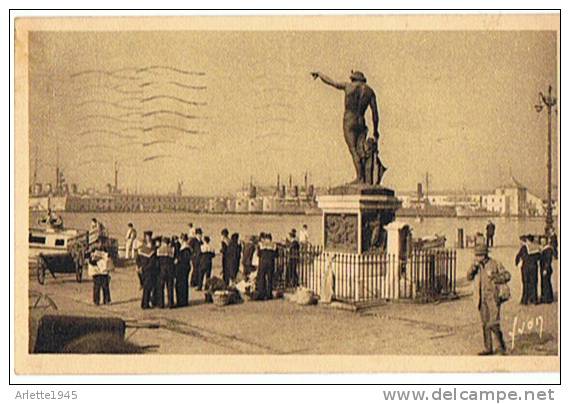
[13,13,560,375]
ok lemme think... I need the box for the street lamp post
[535,85,557,235]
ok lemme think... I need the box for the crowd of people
[116,222,311,310]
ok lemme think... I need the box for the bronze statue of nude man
[311,70,380,184]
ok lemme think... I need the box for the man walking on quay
[467,243,511,355]
[157,236,176,309]
[125,222,137,259]
[485,220,496,248]
[137,231,158,310]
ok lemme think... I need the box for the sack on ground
[295,287,318,305]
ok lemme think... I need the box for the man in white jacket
[88,238,114,305]
[125,222,137,259]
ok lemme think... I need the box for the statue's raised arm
[311,71,346,90]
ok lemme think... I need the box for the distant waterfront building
[398,176,549,218]
[210,174,319,215]
[64,193,207,213]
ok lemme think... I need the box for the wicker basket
[213,291,231,306]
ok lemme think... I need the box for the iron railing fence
[275,244,456,303]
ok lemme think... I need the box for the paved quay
[29,246,558,356]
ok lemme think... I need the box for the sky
[28,29,558,197]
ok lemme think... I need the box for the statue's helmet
[350,70,367,83]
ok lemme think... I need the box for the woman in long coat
[540,236,557,304]
[515,235,541,305]
[225,233,242,284]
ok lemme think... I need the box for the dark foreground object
[33,314,126,353]
[62,332,145,354]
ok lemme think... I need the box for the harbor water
[30,211,551,248]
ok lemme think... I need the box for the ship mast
[55,141,60,195]
[114,160,119,193]
[32,146,38,187]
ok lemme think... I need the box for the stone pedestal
[317,185,401,254]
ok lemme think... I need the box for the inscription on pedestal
[324,213,358,253]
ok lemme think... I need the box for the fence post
[453,250,457,295]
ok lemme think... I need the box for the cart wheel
[36,256,46,285]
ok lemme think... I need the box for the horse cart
[29,227,90,285]
[29,224,120,285]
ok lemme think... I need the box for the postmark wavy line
[142,125,205,134]
[74,85,143,95]
[70,70,141,81]
[76,130,138,139]
[140,95,207,106]
[76,100,143,111]
[83,115,140,124]
[141,110,206,120]
[142,140,176,147]
[136,66,206,76]
[139,81,207,90]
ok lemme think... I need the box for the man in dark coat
[242,235,258,279]
[540,235,557,304]
[486,221,496,248]
[220,228,230,284]
[175,234,192,307]
[189,228,203,288]
[172,235,181,261]
[136,231,158,310]
[286,231,300,288]
[256,233,278,300]
[467,243,510,355]
[197,236,216,290]
[157,236,176,309]
[515,235,541,305]
[225,233,242,284]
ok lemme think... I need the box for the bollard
[457,228,464,249]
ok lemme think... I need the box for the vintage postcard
[13,13,560,374]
